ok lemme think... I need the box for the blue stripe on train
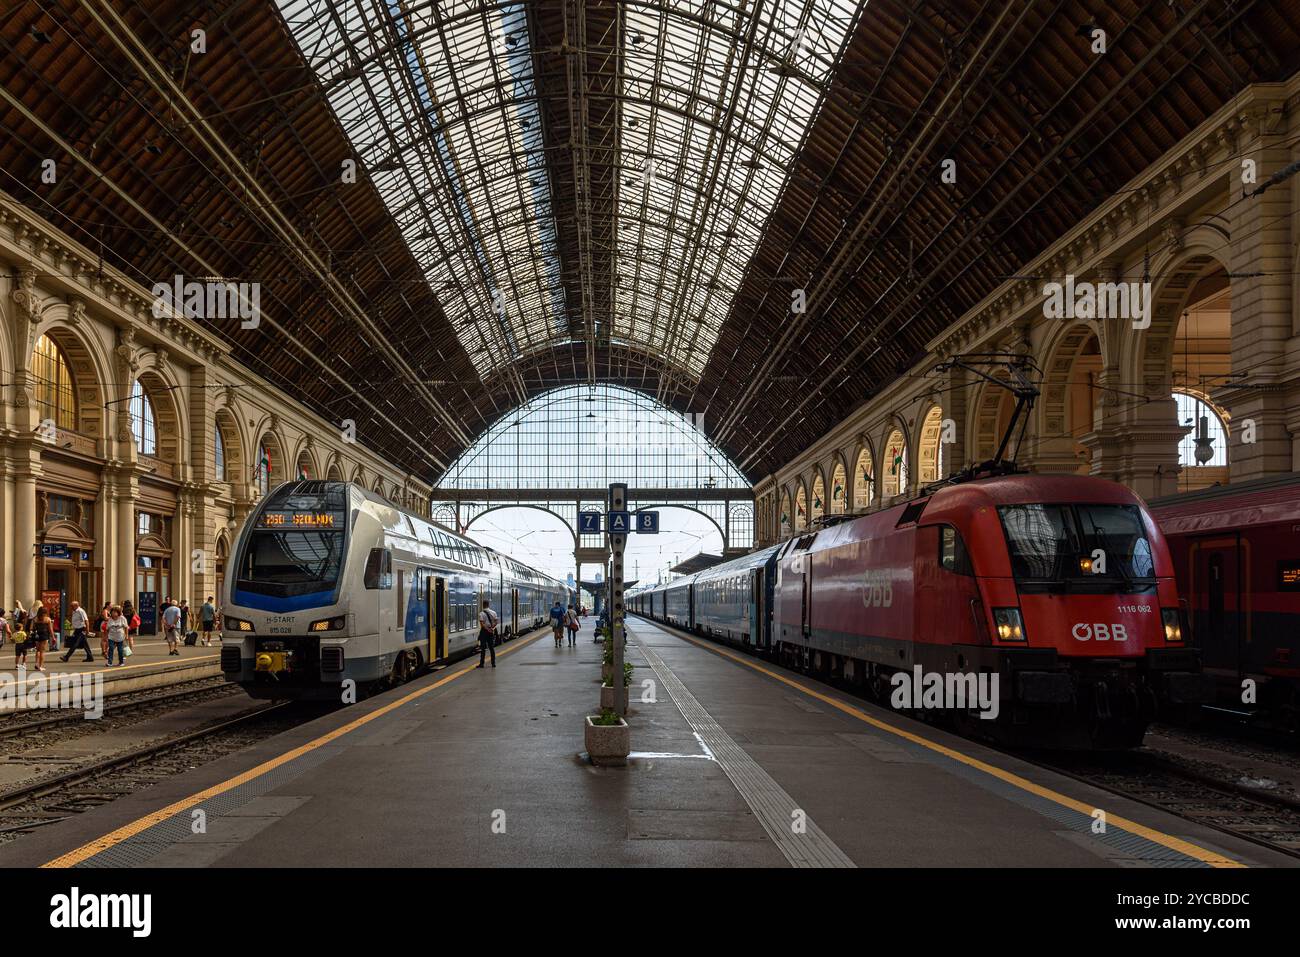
[232,587,339,612]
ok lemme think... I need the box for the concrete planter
[584,715,630,767]
[599,683,632,711]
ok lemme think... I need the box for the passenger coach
[221,481,569,699]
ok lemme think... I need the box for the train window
[939,526,974,576]
[364,548,392,590]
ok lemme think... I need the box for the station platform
[3,618,1293,868]
[1,635,221,713]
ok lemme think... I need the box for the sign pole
[608,483,627,717]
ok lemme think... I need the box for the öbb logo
[1071,623,1128,642]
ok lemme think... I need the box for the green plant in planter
[591,708,622,726]
[602,644,614,666]
[623,662,634,687]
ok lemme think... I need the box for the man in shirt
[200,596,217,646]
[162,601,183,656]
[477,599,498,669]
[59,601,93,663]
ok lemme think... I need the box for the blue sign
[578,511,601,534]
[635,511,660,534]
[38,543,70,559]
[566,573,575,587]
[138,591,158,636]
[607,511,631,533]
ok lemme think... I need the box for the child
[12,620,29,669]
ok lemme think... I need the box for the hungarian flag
[890,446,902,475]
[833,481,842,500]
[258,447,271,481]
[298,463,309,480]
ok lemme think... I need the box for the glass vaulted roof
[439,384,750,489]
[276,0,863,380]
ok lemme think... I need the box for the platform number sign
[635,511,660,534]
[607,510,631,534]
[579,510,601,534]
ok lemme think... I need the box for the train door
[430,576,448,661]
[511,588,519,637]
[1194,538,1243,676]
[800,561,812,639]
[688,584,696,630]
[749,569,762,646]
[918,525,983,646]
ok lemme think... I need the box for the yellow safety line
[41,632,544,868]
[656,626,1245,869]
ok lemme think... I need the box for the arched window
[1174,391,1228,468]
[779,491,792,539]
[794,484,808,531]
[883,429,908,498]
[917,407,945,484]
[130,380,157,455]
[31,334,77,430]
[257,441,271,495]
[830,461,846,514]
[214,425,226,481]
[853,448,873,510]
[810,473,825,524]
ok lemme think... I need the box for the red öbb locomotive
[634,472,1214,749]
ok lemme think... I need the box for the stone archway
[1037,322,1104,474]
[829,456,847,514]
[852,441,874,511]
[970,374,1017,465]
[29,321,109,444]
[916,405,945,484]
[810,469,825,524]
[881,425,908,499]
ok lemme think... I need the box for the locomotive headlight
[992,607,1026,642]
[1161,608,1183,642]
[223,616,254,633]
[309,616,347,633]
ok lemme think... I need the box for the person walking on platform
[60,601,93,663]
[121,600,139,653]
[94,602,110,658]
[162,600,182,656]
[550,599,565,648]
[105,605,129,667]
[565,604,580,647]
[477,599,498,669]
[200,596,216,646]
[29,606,53,673]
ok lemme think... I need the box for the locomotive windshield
[236,483,348,599]
[998,503,1155,593]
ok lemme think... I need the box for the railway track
[0,700,319,841]
[1029,747,1300,861]
[0,676,240,742]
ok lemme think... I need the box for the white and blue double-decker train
[221,481,571,699]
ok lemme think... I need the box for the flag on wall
[890,446,902,476]
[257,447,271,481]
